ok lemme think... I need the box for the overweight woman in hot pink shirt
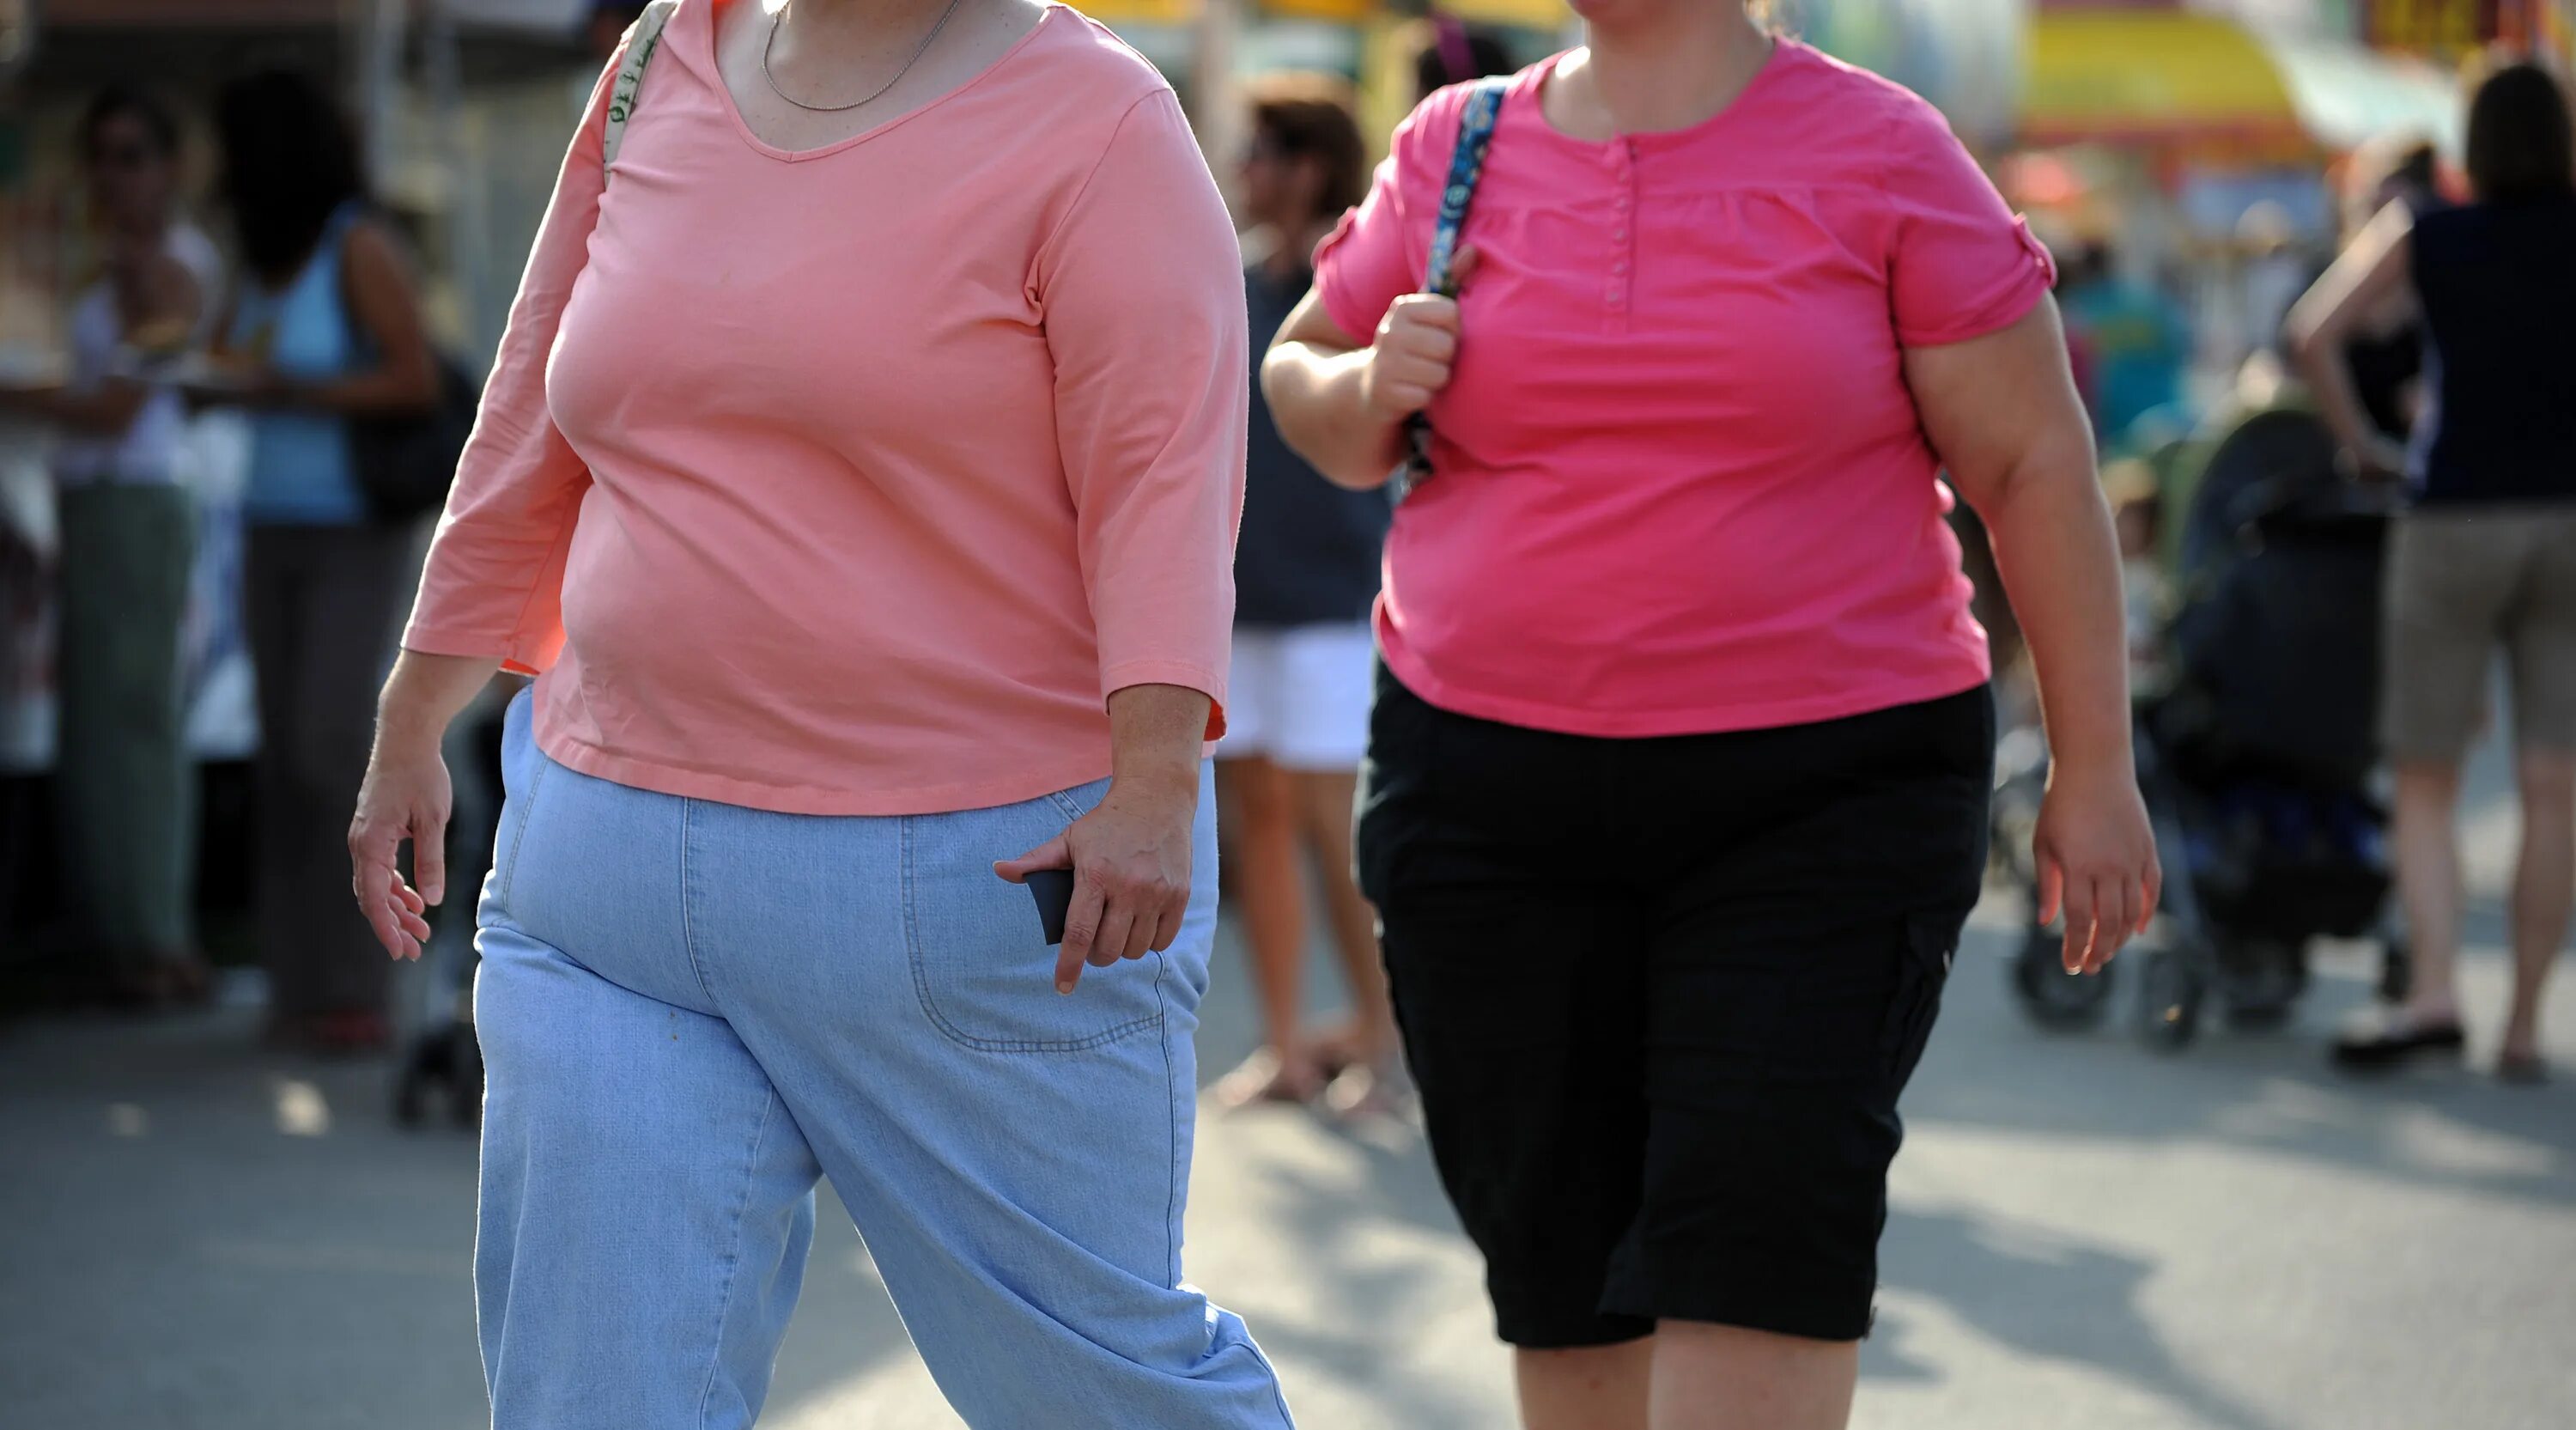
[1266,3,2156,1427]
[342,2,1291,1426]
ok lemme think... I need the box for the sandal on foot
[2331,1012,2466,1071]
[2499,1050,2549,1086]
[1215,1047,1327,1109]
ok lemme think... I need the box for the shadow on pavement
[1873,1204,2278,1430]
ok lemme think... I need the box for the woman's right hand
[349,733,451,961]
[1358,247,1478,423]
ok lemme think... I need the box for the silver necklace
[762,0,968,115]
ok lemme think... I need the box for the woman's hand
[348,729,452,961]
[995,771,1197,994]
[1358,246,1479,423]
[2032,757,2160,975]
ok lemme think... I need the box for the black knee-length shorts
[1357,665,1992,1348]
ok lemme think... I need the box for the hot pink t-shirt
[404,3,1245,814]
[1316,42,2054,737]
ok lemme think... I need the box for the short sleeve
[1883,101,2056,348]
[1315,95,1454,342]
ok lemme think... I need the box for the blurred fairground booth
[0,0,2564,368]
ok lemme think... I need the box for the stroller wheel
[2011,922,2117,1029]
[2138,946,2205,1051]
[2218,937,2306,1030]
[393,1068,428,1128]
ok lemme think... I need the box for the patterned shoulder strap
[1401,76,1510,490]
[1422,77,1509,299]
[603,0,683,173]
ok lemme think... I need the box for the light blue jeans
[473,691,1291,1429]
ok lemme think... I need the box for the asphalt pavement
[3,744,2572,1430]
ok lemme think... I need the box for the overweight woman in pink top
[1266,3,2156,1427]
[343,2,1291,1426]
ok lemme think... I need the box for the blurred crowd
[0,6,1519,1078]
[0,3,2567,1102]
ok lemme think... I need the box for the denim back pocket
[484,685,553,919]
[902,778,1167,1054]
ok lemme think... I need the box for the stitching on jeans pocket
[493,754,553,911]
[901,812,1162,1056]
[1044,782,1103,825]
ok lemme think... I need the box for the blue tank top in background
[2408,195,2576,508]
[229,204,368,525]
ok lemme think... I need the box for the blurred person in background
[209,70,439,1054]
[2330,136,2442,453]
[2057,238,2191,453]
[1413,15,1515,102]
[591,0,649,58]
[1262,0,2158,1424]
[1216,75,1397,1111]
[0,88,222,1005]
[346,1,1289,1423]
[2234,200,2306,363]
[2291,62,2576,1085]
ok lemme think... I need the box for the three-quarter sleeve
[1036,89,1248,735]
[1881,100,2057,349]
[399,51,619,673]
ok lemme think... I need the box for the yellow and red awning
[2024,9,2462,155]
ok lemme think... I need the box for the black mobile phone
[1024,867,1076,946]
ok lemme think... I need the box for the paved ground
[5,748,2573,1429]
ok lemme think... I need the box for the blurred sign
[2362,0,2534,52]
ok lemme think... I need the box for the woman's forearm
[289,362,440,417]
[1261,342,1405,490]
[1984,456,2134,775]
[377,649,504,754]
[1104,682,1211,800]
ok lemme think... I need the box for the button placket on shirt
[1605,140,1637,331]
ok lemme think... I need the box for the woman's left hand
[2032,757,2160,976]
[996,773,1197,995]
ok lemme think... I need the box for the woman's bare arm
[2287,202,2416,478]
[1909,297,2159,972]
[1261,253,1479,491]
[296,220,440,416]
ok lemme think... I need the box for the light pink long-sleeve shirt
[404,1,1245,815]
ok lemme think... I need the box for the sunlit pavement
[6,750,2573,1429]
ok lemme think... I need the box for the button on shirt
[1315,42,2055,737]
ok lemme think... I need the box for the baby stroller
[2001,408,2410,1048]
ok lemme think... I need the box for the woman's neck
[1562,3,1772,137]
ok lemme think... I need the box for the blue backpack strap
[1401,76,1510,490]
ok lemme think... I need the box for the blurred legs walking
[55,483,198,998]
[246,523,405,1048]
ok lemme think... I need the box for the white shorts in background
[1218,623,1376,772]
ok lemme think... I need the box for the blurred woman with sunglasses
[5,89,223,1007]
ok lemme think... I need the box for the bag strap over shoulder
[603,0,683,172]
[1400,76,1510,490]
